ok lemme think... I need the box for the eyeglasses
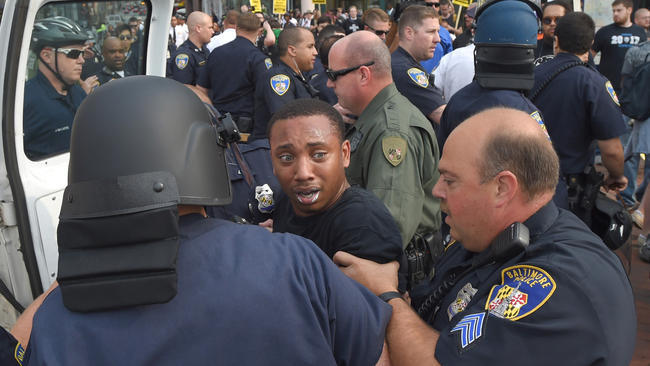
[119,34,133,41]
[56,48,85,59]
[366,25,390,36]
[425,2,440,7]
[542,16,562,25]
[326,61,375,81]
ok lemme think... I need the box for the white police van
[0,0,173,327]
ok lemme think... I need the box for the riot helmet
[67,75,231,206]
[58,76,231,312]
[473,0,542,91]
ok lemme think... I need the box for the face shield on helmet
[473,0,542,91]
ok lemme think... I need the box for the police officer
[437,0,544,150]
[197,12,272,133]
[391,5,446,126]
[24,18,94,160]
[95,36,131,86]
[170,11,213,85]
[531,12,627,210]
[26,76,391,365]
[327,31,441,289]
[253,26,319,140]
[335,108,637,366]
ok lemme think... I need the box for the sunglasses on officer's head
[425,2,441,7]
[56,47,85,59]
[366,25,389,36]
[325,61,375,81]
[119,34,133,41]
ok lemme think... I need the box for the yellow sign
[273,0,287,14]
[312,0,327,4]
[250,0,262,12]
[452,0,471,7]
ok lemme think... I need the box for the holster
[566,165,603,227]
[402,231,443,290]
[235,116,253,133]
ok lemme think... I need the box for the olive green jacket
[345,83,441,247]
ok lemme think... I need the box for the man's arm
[334,251,440,366]
[598,137,628,191]
[428,105,445,125]
[262,21,276,47]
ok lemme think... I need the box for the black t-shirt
[272,186,402,263]
[343,17,363,34]
[592,23,647,92]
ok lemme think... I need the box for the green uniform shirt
[345,83,441,247]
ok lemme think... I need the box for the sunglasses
[56,47,85,59]
[366,25,390,36]
[425,2,441,7]
[119,34,133,41]
[326,61,375,81]
[542,16,562,25]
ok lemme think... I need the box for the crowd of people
[11,0,650,364]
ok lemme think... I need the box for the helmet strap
[38,47,73,92]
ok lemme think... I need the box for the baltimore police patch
[529,111,550,141]
[382,136,407,166]
[485,265,556,320]
[15,342,25,365]
[270,74,291,96]
[605,80,620,106]
[175,53,190,70]
[407,68,429,88]
[264,58,273,69]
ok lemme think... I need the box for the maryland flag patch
[382,136,407,166]
[270,74,291,96]
[485,265,556,320]
[605,81,620,106]
[175,53,190,70]
[407,67,429,88]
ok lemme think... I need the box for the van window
[23,1,149,160]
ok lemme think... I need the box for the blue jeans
[621,154,650,205]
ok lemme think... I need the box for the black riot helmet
[58,76,231,312]
[473,0,542,91]
[68,75,231,206]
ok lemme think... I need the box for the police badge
[270,74,291,96]
[255,184,275,213]
[407,67,429,88]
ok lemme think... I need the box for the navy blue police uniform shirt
[170,39,209,85]
[23,71,87,160]
[27,216,391,365]
[414,202,636,365]
[533,52,626,175]
[207,139,280,224]
[273,186,403,263]
[438,80,543,149]
[253,60,316,140]
[392,46,445,124]
[197,36,272,122]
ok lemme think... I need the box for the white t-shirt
[207,28,237,52]
[433,44,475,101]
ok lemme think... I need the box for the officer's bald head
[447,108,559,200]
[330,31,391,79]
[277,27,311,56]
[187,11,211,31]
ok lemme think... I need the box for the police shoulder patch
[605,80,620,106]
[485,264,556,321]
[529,111,551,140]
[270,74,291,96]
[14,342,25,365]
[264,58,273,69]
[175,53,190,70]
[382,136,407,166]
[407,67,429,88]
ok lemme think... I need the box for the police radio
[416,222,529,321]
